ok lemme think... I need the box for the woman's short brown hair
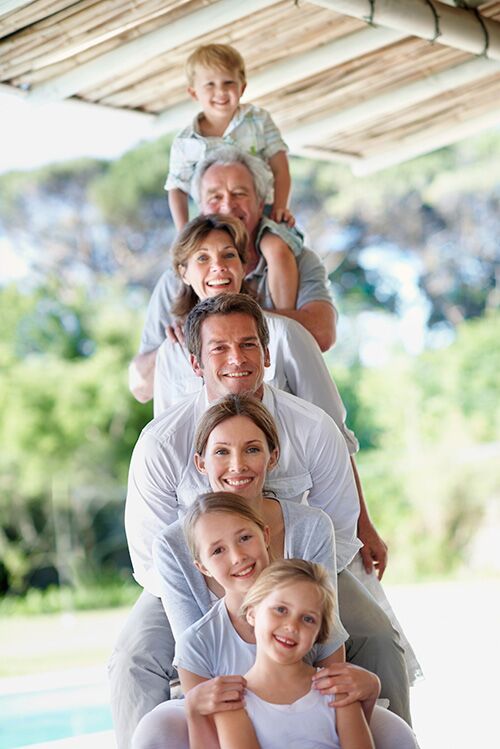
[194,393,280,459]
[184,491,268,562]
[240,559,336,644]
[171,214,249,319]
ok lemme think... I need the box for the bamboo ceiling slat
[0,0,78,37]
[1,0,200,84]
[322,73,500,158]
[82,4,363,106]
[0,0,178,78]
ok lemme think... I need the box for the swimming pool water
[0,683,113,748]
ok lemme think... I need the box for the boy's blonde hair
[240,559,336,644]
[184,491,269,562]
[186,44,246,87]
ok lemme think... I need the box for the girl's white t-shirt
[244,687,340,749]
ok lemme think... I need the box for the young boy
[165,43,300,309]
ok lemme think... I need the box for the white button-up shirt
[126,384,361,596]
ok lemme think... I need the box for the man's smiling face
[190,312,270,401]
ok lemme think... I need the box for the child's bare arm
[168,188,189,231]
[214,710,261,749]
[268,150,294,225]
[259,232,299,309]
[336,699,375,749]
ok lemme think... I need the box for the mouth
[231,562,256,579]
[222,371,252,379]
[224,476,253,488]
[273,634,297,649]
[206,278,231,288]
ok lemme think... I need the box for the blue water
[0,683,113,748]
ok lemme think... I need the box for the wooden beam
[154,25,404,134]
[352,106,500,174]
[27,0,278,104]
[286,57,500,147]
[309,0,500,61]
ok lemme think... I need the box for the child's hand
[312,663,381,707]
[165,319,185,345]
[271,207,295,227]
[185,676,247,716]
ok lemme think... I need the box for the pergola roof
[2,0,500,173]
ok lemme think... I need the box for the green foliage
[90,135,172,223]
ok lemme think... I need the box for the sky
[0,89,155,174]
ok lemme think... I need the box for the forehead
[267,581,322,608]
[193,64,239,81]
[200,312,260,344]
[201,163,256,195]
[207,415,267,444]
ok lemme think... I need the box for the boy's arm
[214,710,261,749]
[168,188,190,231]
[336,699,375,749]
[268,150,293,224]
[129,349,157,402]
[275,300,336,351]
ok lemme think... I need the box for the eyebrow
[207,527,252,550]
[207,335,259,346]
[196,243,235,252]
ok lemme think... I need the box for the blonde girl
[214,559,374,749]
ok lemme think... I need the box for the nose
[218,194,233,214]
[210,256,227,272]
[228,450,247,473]
[229,543,247,565]
[226,344,244,365]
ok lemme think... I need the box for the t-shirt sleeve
[174,625,215,679]
[260,108,288,159]
[153,529,207,641]
[305,414,362,572]
[124,431,180,595]
[164,135,205,195]
[281,319,359,454]
[139,269,181,354]
[295,249,336,310]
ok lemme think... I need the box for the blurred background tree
[1,130,498,610]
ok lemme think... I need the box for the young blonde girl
[213,559,374,749]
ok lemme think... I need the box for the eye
[246,446,261,454]
[224,250,237,259]
[275,606,287,615]
[240,533,253,542]
[241,341,257,349]
[214,447,229,456]
[303,615,316,625]
[212,546,224,556]
[195,254,209,263]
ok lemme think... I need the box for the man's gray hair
[192,145,271,205]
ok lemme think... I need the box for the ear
[240,81,247,97]
[267,447,279,473]
[194,452,207,475]
[178,264,189,284]
[246,606,256,628]
[263,525,271,549]
[194,558,212,578]
[187,86,199,102]
[190,353,204,379]
[263,346,271,369]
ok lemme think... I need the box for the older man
[129,145,336,403]
[110,295,410,747]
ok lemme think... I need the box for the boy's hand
[271,207,295,228]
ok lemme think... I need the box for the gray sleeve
[288,507,349,655]
[153,526,212,642]
[174,625,215,679]
[139,269,182,354]
[296,248,335,310]
[280,318,358,454]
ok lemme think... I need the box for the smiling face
[200,163,264,238]
[195,415,278,502]
[188,65,245,122]
[191,312,270,401]
[247,581,323,665]
[178,229,245,300]
[193,511,270,595]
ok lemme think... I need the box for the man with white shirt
[110,294,410,747]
